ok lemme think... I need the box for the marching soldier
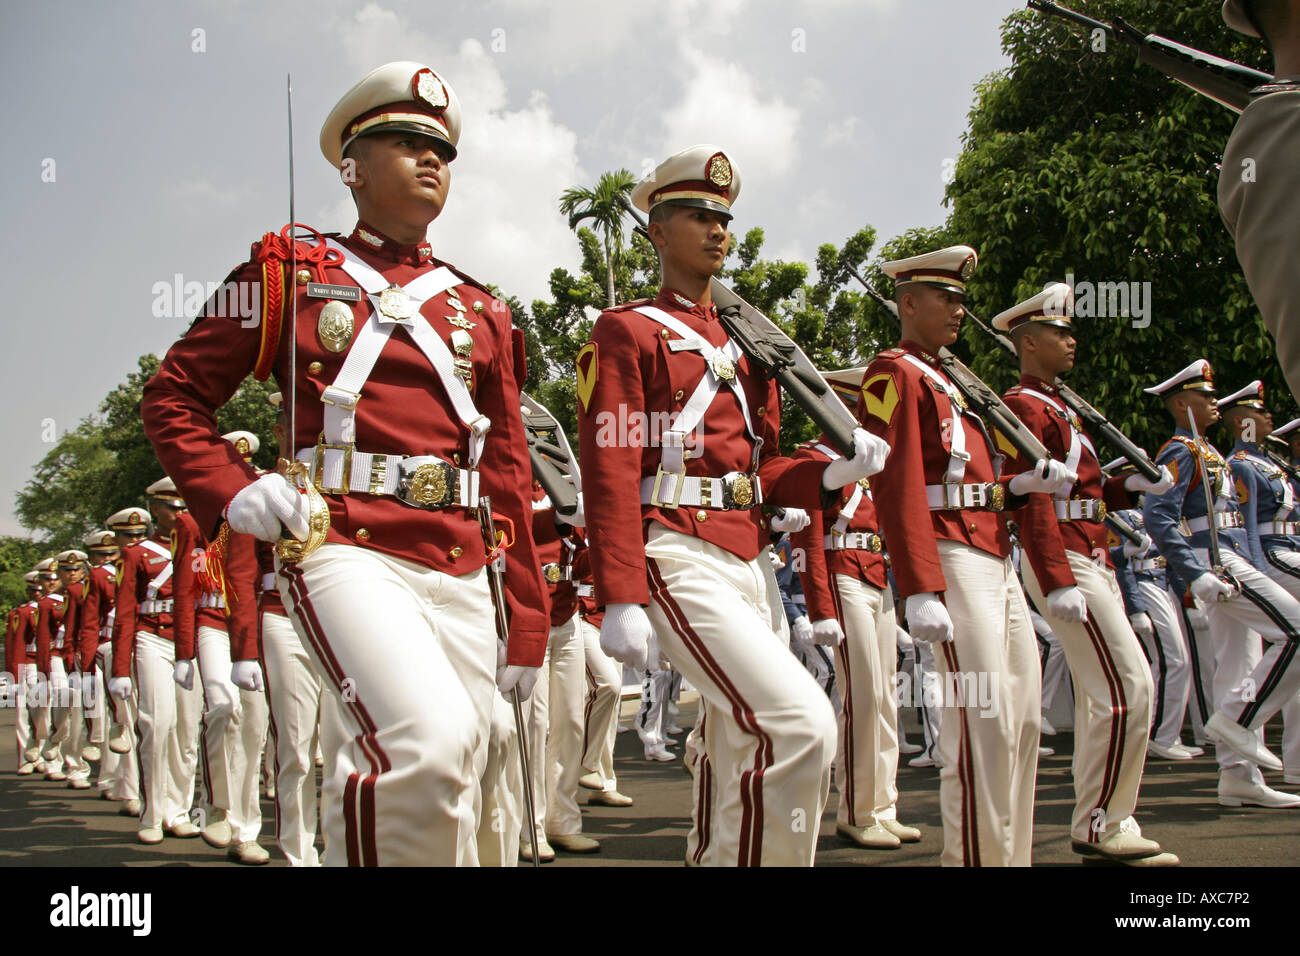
[1142,360,1300,807]
[856,246,1075,866]
[8,571,45,774]
[139,61,547,865]
[50,550,93,789]
[108,478,204,843]
[77,531,119,769]
[32,557,68,781]
[1219,381,1300,790]
[996,284,1176,865]
[1218,0,1300,403]
[578,144,889,866]
[575,554,633,807]
[792,371,919,850]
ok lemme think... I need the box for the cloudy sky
[1,0,1030,536]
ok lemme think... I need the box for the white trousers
[636,666,679,751]
[1260,546,1300,777]
[277,543,497,867]
[829,574,901,828]
[1032,612,1069,712]
[1200,550,1300,737]
[1177,598,1216,744]
[478,691,521,867]
[644,526,836,867]
[1023,552,1154,844]
[579,617,622,790]
[13,663,43,768]
[1135,578,1192,748]
[47,657,91,781]
[197,625,268,843]
[521,612,587,840]
[913,638,943,760]
[133,631,203,830]
[932,541,1040,867]
[97,641,139,800]
[261,610,324,866]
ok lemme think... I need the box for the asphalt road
[2,697,1297,868]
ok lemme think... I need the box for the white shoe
[1073,817,1164,860]
[108,726,130,755]
[16,762,37,776]
[45,768,67,782]
[137,827,164,845]
[519,834,555,863]
[909,752,937,768]
[120,799,142,817]
[665,724,685,735]
[1205,712,1283,771]
[81,745,102,762]
[167,820,201,838]
[836,822,901,849]
[1180,743,1205,757]
[1218,773,1300,808]
[202,817,232,849]
[879,818,921,843]
[1147,740,1195,761]
[644,745,676,762]
[1040,715,1057,736]
[68,777,92,790]
[1038,745,1055,758]
[577,771,605,791]
[898,738,923,755]
[228,841,270,865]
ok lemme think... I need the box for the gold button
[969,523,978,533]
[308,361,323,374]
[296,269,311,285]
[354,528,370,542]
[674,389,685,401]
[453,453,461,465]
[660,329,671,339]
[472,301,485,314]
[449,546,464,558]
[757,406,766,417]
[695,510,708,523]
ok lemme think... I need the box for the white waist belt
[51,638,64,650]
[1180,512,1244,535]
[1132,556,1166,573]
[824,532,884,553]
[140,599,174,614]
[1267,520,1300,537]
[640,470,762,510]
[925,482,1005,511]
[301,446,480,508]
[197,593,226,610]
[261,573,276,591]
[1055,499,1105,521]
[575,583,593,598]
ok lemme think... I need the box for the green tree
[0,536,53,611]
[944,0,1293,458]
[558,169,639,308]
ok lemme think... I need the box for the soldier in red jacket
[857,246,1075,866]
[578,145,889,866]
[996,282,1177,866]
[139,62,546,866]
[47,550,93,789]
[108,478,203,844]
[8,572,45,774]
[32,557,68,781]
[792,367,921,851]
[77,531,117,785]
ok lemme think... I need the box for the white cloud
[822,115,857,147]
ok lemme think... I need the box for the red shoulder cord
[195,524,232,607]
[484,515,517,566]
[252,224,345,381]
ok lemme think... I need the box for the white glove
[770,508,810,533]
[905,592,953,644]
[173,659,195,690]
[225,473,310,543]
[599,603,658,671]
[790,614,814,646]
[811,618,845,646]
[231,660,264,691]
[1129,612,1154,640]
[1122,531,1153,559]
[1125,466,1175,495]
[108,677,133,700]
[556,491,585,528]
[1046,585,1088,623]
[822,428,891,490]
[1191,571,1237,604]
[1008,458,1078,497]
[496,664,540,701]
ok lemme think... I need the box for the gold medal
[378,286,416,322]
[451,328,474,382]
[317,301,354,353]
[448,313,477,331]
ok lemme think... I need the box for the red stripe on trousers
[940,639,980,867]
[648,558,771,867]
[1082,612,1125,842]
[828,576,857,826]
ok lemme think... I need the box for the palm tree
[559,169,638,309]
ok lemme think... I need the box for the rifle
[618,198,860,457]
[959,305,1164,484]
[846,266,1051,467]
[1265,435,1300,483]
[521,393,579,516]
[1184,410,1239,598]
[1027,0,1272,114]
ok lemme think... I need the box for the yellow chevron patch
[575,343,598,414]
[861,373,900,426]
[994,429,1019,459]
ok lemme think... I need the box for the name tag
[668,339,702,353]
[307,283,363,303]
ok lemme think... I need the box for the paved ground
[2,697,1297,867]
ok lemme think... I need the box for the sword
[1184,408,1238,600]
[477,496,541,867]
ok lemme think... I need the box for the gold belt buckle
[723,473,755,509]
[398,458,455,509]
[312,441,355,494]
[651,464,686,510]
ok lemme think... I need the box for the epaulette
[1005,385,1024,397]
[444,264,500,301]
[248,224,340,381]
[1232,450,1249,460]
[606,298,652,312]
[876,347,905,359]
